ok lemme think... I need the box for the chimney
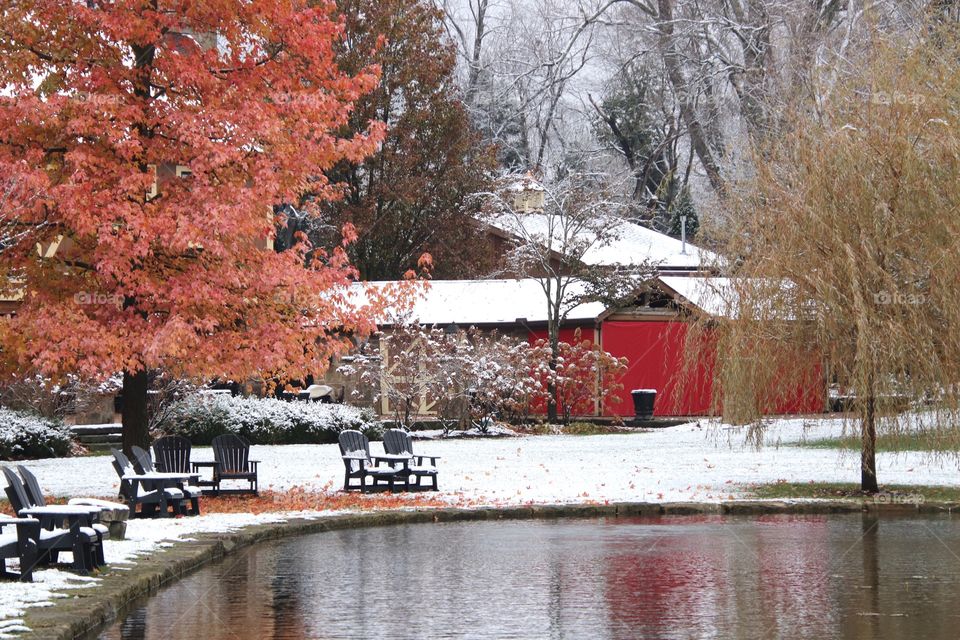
[510,172,545,212]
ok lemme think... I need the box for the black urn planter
[630,389,657,421]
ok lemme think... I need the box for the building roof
[486,213,718,272]
[359,279,608,327]
[657,276,734,318]
[361,276,742,328]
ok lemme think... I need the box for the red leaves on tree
[0,1,388,383]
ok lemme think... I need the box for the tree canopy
[316,0,496,280]
[707,23,960,492]
[0,0,389,448]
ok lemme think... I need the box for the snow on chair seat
[110,449,193,518]
[383,428,440,491]
[338,430,410,493]
[18,465,122,546]
[2,470,102,574]
[130,446,202,515]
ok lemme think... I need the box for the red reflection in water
[602,516,835,638]
[604,533,726,636]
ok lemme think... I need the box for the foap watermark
[871,91,926,107]
[72,92,125,107]
[269,91,332,110]
[74,292,124,307]
[873,491,925,505]
[873,290,927,306]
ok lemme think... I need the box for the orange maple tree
[0,1,387,450]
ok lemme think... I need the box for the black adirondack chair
[17,465,112,563]
[129,445,150,474]
[110,448,187,518]
[383,429,440,491]
[0,516,40,581]
[211,434,259,495]
[2,467,101,574]
[153,435,192,473]
[131,446,201,515]
[338,430,409,493]
[17,465,58,509]
[17,466,125,519]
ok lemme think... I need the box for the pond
[95,514,960,639]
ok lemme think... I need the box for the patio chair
[0,516,41,581]
[338,430,409,493]
[2,467,101,574]
[211,434,259,495]
[17,465,126,517]
[130,446,201,514]
[110,448,188,518]
[153,435,192,473]
[129,445,152,474]
[383,428,440,491]
[301,384,334,403]
[17,465,114,562]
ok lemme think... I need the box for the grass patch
[747,481,960,503]
[562,421,634,436]
[514,423,554,435]
[514,421,643,436]
[797,430,960,453]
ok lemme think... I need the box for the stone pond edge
[24,498,960,639]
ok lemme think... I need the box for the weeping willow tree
[702,22,960,493]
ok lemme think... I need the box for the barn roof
[361,276,744,328]
[657,276,735,318]
[485,213,718,271]
[360,279,609,327]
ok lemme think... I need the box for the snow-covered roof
[658,276,735,318]
[486,213,717,271]
[357,275,744,329]
[505,174,545,192]
[360,279,608,327]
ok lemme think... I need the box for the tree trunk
[656,0,726,196]
[861,390,879,493]
[464,0,488,107]
[547,325,560,424]
[121,369,150,456]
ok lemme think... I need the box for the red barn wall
[527,319,824,419]
[602,319,824,417]
[601,321,714,417]
[766,359,826,415]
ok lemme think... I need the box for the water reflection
[97,514,960,640]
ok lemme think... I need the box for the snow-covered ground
[24,416,960,504]
[2,414,959,637]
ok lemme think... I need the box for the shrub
[155,395,383,445]
[0,407,74,460]
[563,421,626,436]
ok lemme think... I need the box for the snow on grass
[0,569,98,638]
[104,510,336,567]
[21,414,960,506]
[4,413,960,636]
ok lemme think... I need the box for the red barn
[362,277,825,418]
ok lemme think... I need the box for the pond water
[95,514,960,639]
